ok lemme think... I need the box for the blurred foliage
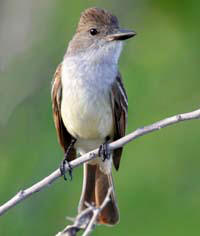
[0,0,200,235]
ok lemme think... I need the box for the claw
[60,159,73,181]
[98,136,111,161]
[60,160,67,181]
[60,138,76,181]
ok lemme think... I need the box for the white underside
[61,41,123,174]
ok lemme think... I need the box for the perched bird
[51,7,136,225]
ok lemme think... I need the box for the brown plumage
[51,64,76,161]
[80,164,119,224]
[111,73,128,170]
[77,7,119,33]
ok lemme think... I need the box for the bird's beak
[107,29,136,41]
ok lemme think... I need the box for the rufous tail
[78,163,119,225]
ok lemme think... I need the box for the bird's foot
[60,158,73,181]
[60,138,76,181]
[98,136,111,162]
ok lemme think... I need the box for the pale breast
[61,57,116,140]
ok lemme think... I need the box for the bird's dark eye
[90,28,98,36]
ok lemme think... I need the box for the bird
[51,7,136,225]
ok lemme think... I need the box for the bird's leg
[98,136,111,162]
[60,138,76,181]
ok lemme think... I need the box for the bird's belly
[61,85,114,140]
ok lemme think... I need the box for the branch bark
[56,187,113,236]
[0,108,199,216]
[82,187,112,236]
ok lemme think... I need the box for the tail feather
[78,163,119,225]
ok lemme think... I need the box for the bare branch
[55,207,93,236]
[56,187,113,236]
[82,187,112,236]
[0,108,199,216]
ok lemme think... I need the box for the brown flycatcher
[51,7,136,225]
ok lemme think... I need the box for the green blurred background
[0,0,200,235]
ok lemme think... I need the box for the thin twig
[0,108,199,216]
[82,187,112,236]
[56,206,93,236]
[56,187,113,236]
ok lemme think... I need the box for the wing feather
[51,64,76,161]
[111,72,128,170]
